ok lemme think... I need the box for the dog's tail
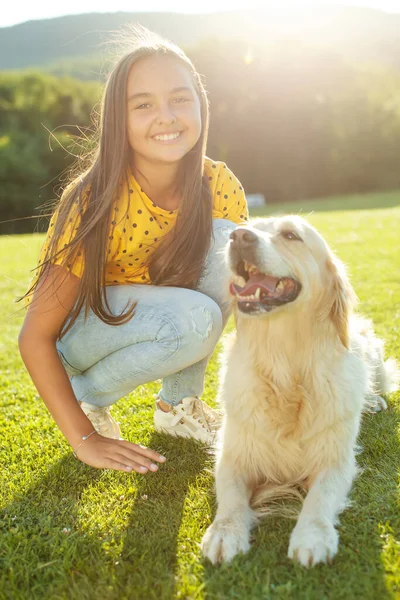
[376,357,399,395]
[250,482,305,519]
[353,316,399,396]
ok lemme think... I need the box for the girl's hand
[74,433,166,473]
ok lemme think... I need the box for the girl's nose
[156,104,177,125]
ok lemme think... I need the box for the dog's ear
[325,255,357,349]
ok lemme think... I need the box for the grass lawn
[0,189,399,600]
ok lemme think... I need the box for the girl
[18,26,248,475]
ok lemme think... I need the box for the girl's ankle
[157,398,173,413]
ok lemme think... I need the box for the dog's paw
[288,518,338,567]
[201,518,251,564]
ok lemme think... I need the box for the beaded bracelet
[72,430,97,459]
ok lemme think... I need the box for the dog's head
[228,216,356,348]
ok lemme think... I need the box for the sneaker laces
[81,405,115,437]
[185,397,222,432]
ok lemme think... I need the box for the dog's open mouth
[230,260,301,313]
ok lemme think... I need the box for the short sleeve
[38,204,84,279]
[207,160,249,225]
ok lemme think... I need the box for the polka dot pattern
[207,158,248,228]
[27,158,249,294]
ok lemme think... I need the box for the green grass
[1,189,399,600]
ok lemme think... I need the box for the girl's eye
[173,97,190,103]
[281,230,302,241]
[135,103,152,110]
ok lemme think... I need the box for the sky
[2,0,400,28]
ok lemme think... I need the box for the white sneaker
[153,397,222,445]
[80,402,121,439]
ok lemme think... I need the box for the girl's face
[126,54,202,167]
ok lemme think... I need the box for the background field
[0,192,399,600]
[3,5,400,233]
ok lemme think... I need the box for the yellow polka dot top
[30,157,248,294]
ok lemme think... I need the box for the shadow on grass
[201,408,399,600]
[2,408,397,600]
[1,454,102,598]
[116,432,211,598]
[1,433,211,600]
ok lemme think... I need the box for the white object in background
[246,194,265,208]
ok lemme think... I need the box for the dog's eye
[281,230,302,241]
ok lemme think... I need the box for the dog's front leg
[201,455,254,564]
[288,457,357,567]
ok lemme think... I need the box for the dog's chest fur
[220,329,361,484]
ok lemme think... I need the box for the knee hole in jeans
[185,303,223,354]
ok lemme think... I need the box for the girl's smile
[151,130,183,142]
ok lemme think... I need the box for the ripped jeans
[56,219,237,407]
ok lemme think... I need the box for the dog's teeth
[234,276,246,287]
[255,288,261,300]
[276,280,284,291]
[238,293,258,301]
[244,261,259,275]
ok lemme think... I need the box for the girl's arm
[19,265,165,473]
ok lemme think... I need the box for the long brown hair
[22,25,212,338]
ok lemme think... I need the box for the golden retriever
[201,215,398,567]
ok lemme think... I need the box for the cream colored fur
[201,216,398,567]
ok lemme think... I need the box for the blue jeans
[56,219,237,407]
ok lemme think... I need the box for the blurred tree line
[1,38,400,233]
[0,72,101,233]
[199,39,400,203]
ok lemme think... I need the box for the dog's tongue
[231,273,280,297]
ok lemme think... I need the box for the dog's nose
[230,228,258,247]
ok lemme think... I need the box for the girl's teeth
[154,132,180,141]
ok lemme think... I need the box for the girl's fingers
[113,451,159,473]
[105,440,162,466]
[115,447,160,471]
[118,439,166,463]
[79,437,166,472]
[101,457,141,473]
[118,448,158,471]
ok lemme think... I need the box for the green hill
[1,6,400,79]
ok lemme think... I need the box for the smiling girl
[18,27,248,474]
